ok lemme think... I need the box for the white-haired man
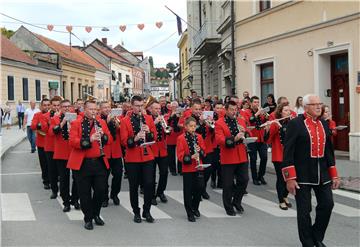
[282,94,340,247]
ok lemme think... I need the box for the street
[1,140,359,246]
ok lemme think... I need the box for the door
[331,53,349,151]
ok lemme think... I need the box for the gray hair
[171,101,179,107]
[302,94,318,106]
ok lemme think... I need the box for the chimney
[102,38,107,45]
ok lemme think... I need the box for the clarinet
[93,115,105,157]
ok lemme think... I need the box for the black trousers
[295,183,334,247]
[183,171,204,217]
[222,163,249,212]
[248,142,268,180]
[46,151,58,194]
[125,162,155,214]
[18,112,24,129]
[167,145,177,173]
[211,147,222,186]
[104,158,123,201]
[56,159,79,206]
[73,158,107,223]
[153,156,169,196]
[203,152,214,191]
[273,162,289,203]
[37,147,49,185]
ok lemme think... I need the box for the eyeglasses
[133,104,143,107]
[307,103,323,106]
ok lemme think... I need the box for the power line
[143,31,177,52]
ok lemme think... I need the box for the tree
[1,27,14,38]
[166,62,176,73]
[149,56,155,76]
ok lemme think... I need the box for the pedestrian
[16,100,26,129]
[67,100,112,230]
[262,94,277,114]
[282,94,340,247]
[23,101,40,153]
[3,102,12,129]
[294,96,305,115]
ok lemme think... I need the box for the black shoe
[244,190,248,195]
[133,214,142,223]
[94,215,105,226]
[314,241,327,247]
[111,195,120,205]
[50,192,57,199]
[84,221,93,230]
[210,180,216,189]
[193,209,200,218]
[31,150,36,153]
[44,184,50,190]
[284,198,292,208]
[124,173,128,179]
[226,209,236,216]
[158,194,168,203]
[233,204,244,214]
[102,200,108,208]
[217,183,223,189]
[151,198,158,205]
[253,179,261,185]
[171,172,177,176]
[258,177,267,185]
[202,191,210,200]
[63,205,71,212]
[140,187,144,194]
[142,212,154,223]
[72,201,80,210]
[187,215,196,222]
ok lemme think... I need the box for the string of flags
[46,21,164,33]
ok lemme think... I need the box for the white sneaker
[268,147,272,153]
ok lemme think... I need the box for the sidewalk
[0,125,27,158]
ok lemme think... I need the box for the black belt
[84,157,102,162]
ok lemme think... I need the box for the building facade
[132,66,144,95]
[177,30,191,98]
[234,0,360,161]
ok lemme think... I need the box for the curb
[1,136,27,160]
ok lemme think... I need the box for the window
[35,80,41,101]
[82,85,88,100]
[78,84,81,99]
[126,75,131,84]
[7,76,14,100]
[22,78,29,101]
[181,53,184,72]
[118,72,122,82]
[111,70,116,80]
[70,83,74,103]
[259,0,271,12]
[260,63,274,104]
[62,81,66,98]
[88,86,93,96]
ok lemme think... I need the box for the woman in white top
[294,96,304,115]
[3,102,12,129]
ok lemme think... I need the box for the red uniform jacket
[243,109,267,143]
[215,116,248,165]
[152,118,168,158]
[264,122,284,162]
[30,111,47,148]
[164,113,182,145]
[176,132,206,173]
[43,111,56,152]
[49,115,72,160]
[67,117,112,170]
[103,116,123,159]
[120,113,157,163]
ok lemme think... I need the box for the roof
[0,35,36,65]
[91,42,130,64]
[34,34,106,70]
[131,51,143,56]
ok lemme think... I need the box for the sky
[0,0,187,67]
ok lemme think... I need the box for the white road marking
[0,172,42,176]
[1,193,36,221]
[333,190,360,201]
[56,198,84,220]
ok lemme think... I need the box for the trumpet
[205,119,215,128]
[93,115,105,157]
[139,111,148,155]
[159,115,172,134]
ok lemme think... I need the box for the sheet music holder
[244,137,258,144]
[335,125,347,130]
[111,108,123,117]
[140,141,155,147]
[64,112,77,122]
[195,163,212,169]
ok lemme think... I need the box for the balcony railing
[193,21,221,55]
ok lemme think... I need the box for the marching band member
[269,96,297,121]
[148,101,169,205]
[165,101,182,176]
[43,96,62,199]
[159,96,168,115]
[321,105,337,140]
[120,95,157,223]
[99,102,123,207]
[263,103,292,210]
[67,100,112,230]
[244,96,269,185]
[282,94,340,247]
[215,100,249,216]
[176,117,206,222]
[31,98,51,190]
[49,99,79,212]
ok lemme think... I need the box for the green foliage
[166,62,176,73]
[1,27,14,38]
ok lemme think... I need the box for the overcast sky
[1,0,187,67]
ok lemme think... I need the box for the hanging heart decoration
[137,24,144,30]
[66,25,73,32]
[85,26,92,33]
[119,25,126,32]
[47,25,54,31]
[155,22,163,29]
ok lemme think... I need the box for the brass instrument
[144,95,156,109]
[160,115,172,134]
[193,134,201,169]
[139,111,148,155]
[93,115,105,157]
[205,119,215,129]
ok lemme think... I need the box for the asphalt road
[1,140,359,246]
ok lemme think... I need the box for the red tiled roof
[34,34,106,70]
[1,35,36,65]
[91,41,130,64]
[132,51,143,56]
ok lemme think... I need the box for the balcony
[193,21,221,56]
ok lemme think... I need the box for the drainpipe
[231,0,236,95]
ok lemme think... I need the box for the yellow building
[1,35,61,121]
[234,0,360,161]
[177,30,191,98]
[10,26,107,103]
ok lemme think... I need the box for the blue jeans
[27,126,36,152]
